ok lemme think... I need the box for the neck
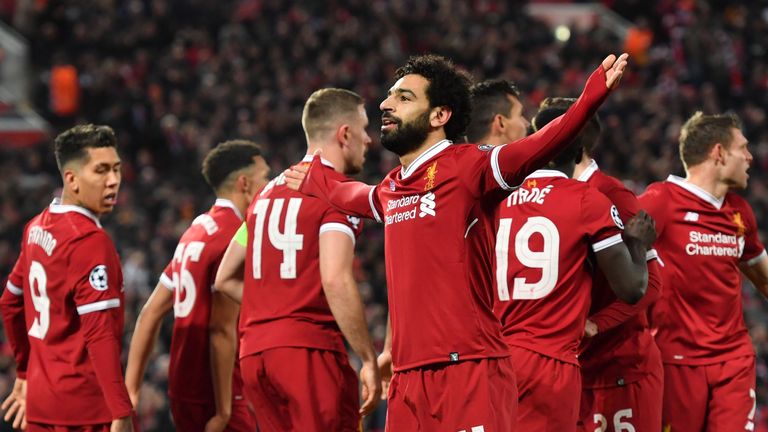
[60,190,100,217]
[685,165,728,199]
[218,191,248,219]
[307,143,344,174]
[400,131,447,170]
[572,156,592,179]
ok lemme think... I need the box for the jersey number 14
[251,198,304,280]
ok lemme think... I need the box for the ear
[63,169,78,194]
[336,124,350,148]
[430,106,453,128]
[235,173,249,193]
[492,114,505,135]
[710,143,726,165]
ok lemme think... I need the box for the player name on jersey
[27,226,57,256]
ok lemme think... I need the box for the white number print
[28,261,50,339]
[172,241,205,318]
[593,409,635,432]
[496,216,560,301]
[252,198,304,280]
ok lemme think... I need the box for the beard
[380,110,431,156]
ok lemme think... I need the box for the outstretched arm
[319,230,381,415]
[284,160,382,222]
[125,282,174,406]
[488,54,629,191]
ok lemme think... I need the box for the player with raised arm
[125,141,268,432]
[492,106,653,431]
[639,112,768,431]
[215,88,380,432]
[0,125,133,432]
[285,53,629,430]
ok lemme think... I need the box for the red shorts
[662,356,756,431]
[509,346,580,432]
[578,365,663,432]
[240,347,360,432]
[169,398,256,432]
[386,357,516,432]
[26,424,109,432]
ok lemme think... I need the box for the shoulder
[639,181,671,200]
[725,191,751,209]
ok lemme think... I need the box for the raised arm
[587,253,662,335]
[594,211,655,305]
[125,281,174,406]
[489,54,628,190]
[285,160,382,222]
[319,230,381,415]
[215,223,247,304]
[207,290,240,432]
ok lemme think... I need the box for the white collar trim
[214,198,243,220]
[666,175,725,209]
[302,154,335,169]
[525,169,569,180]
[48,198,102,228]
[577,159,599,182]
[400,140,452,179]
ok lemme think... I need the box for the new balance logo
[458,426,485,432]
[684,212,699,222]
[419,192,436,217]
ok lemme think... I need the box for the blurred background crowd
[1,0,768,430]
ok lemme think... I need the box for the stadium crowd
[1,0,768,430]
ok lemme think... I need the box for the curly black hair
[394,55,473,142]
[531,106,584,167]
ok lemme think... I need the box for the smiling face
[65,146,122,216]
[720,128,753,189]
[379,74,434,156]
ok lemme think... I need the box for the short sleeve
[159,261,173,291]
[320,206,363,245]
[233,222,248,247]
[581,188,624,252]
[69,232,122,315]
[602,180,640,223]
[739,200,766,264]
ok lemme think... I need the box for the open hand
[2,378,26,430]
[601,53,629,89]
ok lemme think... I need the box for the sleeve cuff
[319,222,356,245]
[592,233,623,252]
[159,273,174,291]
[5,281,22,296]
[746,249,767,267]
[77,298,121,315]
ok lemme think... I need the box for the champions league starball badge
[89,265,109,291]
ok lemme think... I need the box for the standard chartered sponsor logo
[385,192,437,225]
[685,230,744,257]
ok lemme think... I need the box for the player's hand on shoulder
[283,164,308,191]
[623,210,656,250]
[1,378,27,430]
[601,53,629,90]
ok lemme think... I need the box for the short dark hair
[531,106,583,167]
[302,88,364,141]
[465,79,521,142]
[54,124,117,172]
[679,111,743,169]
[395,55,473,142]
[202,140,264,192]
[539,97,602,156]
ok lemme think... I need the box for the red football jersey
[639,175,765,365]
[299,66,613,371]
[2,201,125,424]
[239,158,362,359]
[578,161,663,387]
[159,199,246,404]
[493,170,623,364]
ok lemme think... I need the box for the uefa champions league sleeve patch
[477,144,494,152]
[89,265,109,291]
[610,205,625,229]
